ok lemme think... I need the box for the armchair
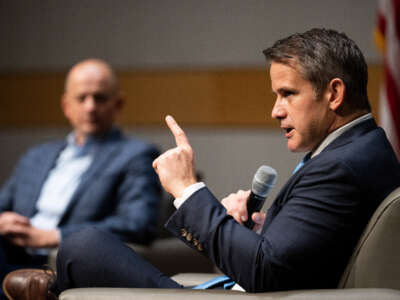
[59,187,400,299]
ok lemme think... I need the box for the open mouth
[284,127,294,137]
[285,128,293,133]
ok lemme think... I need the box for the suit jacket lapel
[28,141,66,217]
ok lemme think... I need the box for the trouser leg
[0,237,13,282]
[0,236,47,279]
[0,237,47,299]
[53,228,183,294]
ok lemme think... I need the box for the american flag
[375,0,400,160]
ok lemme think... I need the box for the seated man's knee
[57,228,107,262]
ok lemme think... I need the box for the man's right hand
[152,116,197,198]
[0,212,30,236]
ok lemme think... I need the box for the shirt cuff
[173,182,206,209]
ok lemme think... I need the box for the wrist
[173,182,206,209]
[44,230,60,248]
[173,180,198,198]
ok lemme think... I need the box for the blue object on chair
[192,275,234,290]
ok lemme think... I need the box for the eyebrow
[274,87,298,94]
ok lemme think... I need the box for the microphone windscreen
[252,165,277,197]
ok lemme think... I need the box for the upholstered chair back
[339,186,400,289]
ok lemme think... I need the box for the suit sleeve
[0,175,16,212]
[59,145,162,245]
[165,159,365,292]
[0,153,29,213]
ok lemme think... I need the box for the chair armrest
[59,288,400,300]
[170,273,221,286]
[48,248,58,270]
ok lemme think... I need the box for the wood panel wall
[0,65,383,128]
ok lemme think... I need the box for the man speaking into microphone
[5,28,400,299]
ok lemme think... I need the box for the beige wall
[0,0,380,71]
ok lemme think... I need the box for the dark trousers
[53,228,183,294]
[0,237,47,299]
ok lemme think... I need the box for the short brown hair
[263,28,370,112]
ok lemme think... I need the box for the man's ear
[327,78,345,111]
[115,92,125,112]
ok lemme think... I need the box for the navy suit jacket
[166,119,400,292]
[0,128,161,244]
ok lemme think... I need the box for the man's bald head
[62,59,124,145]
[64,59,119,94]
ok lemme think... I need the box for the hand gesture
[153,116,197,198]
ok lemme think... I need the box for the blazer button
[181,229,187,237]
[186,232,193,242]
[196,243,203,251]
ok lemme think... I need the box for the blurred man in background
[0,59,161,286]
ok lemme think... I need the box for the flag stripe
[377,11,387,36]
[376,0,400,160]
[393,0,400,39]
[384,63,400,143]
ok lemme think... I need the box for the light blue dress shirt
[30,133,97,242]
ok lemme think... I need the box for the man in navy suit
[4,29,400,299]
[0,59,161,285]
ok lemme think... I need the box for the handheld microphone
[244,165,277,229]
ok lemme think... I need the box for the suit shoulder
[328,127,397,165]
[116,136,160,158]
[313,127,400,192]
[20,140,64,161]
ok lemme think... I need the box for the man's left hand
[221,190,251,224]
[6,226,60,248]
[221,190,266,232]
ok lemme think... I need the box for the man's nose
[271,99,286,119]
[83,97,97,111]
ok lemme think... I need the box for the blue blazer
[0,128,161,244]
[166,119,400,292]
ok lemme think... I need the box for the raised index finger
[165,115,190,147]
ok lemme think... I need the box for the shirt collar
[66,131,108,157]
[311,113,373,158]
[66,127,118,148]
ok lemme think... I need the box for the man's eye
[282,91,294,97]
[94,94,108,103]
